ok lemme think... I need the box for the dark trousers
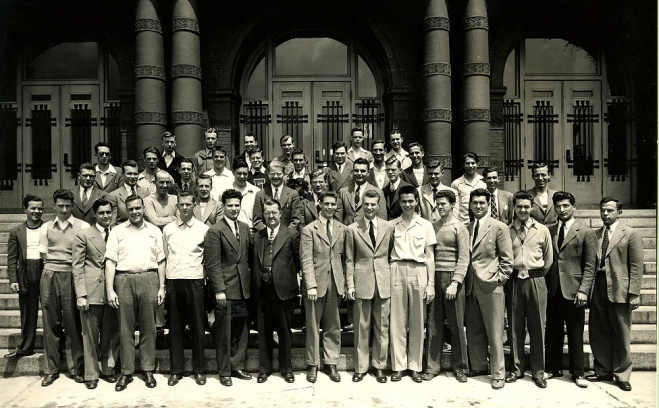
[168,279,206,375]
[80,304,120,381]
[16,260,41,355]
[545,289,585,377]
[506,277,547,379]
[214,299,249,376]
[40,269,84,375]
[589,273,633,381]
[257,281,294,374]
[426,272,468,375]
[115,272,158,374]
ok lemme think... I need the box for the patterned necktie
[82,188,89,207]
[183,183,189,191]
[558,222,566,248]
[269,228,274,242]
[491,194,499,221]
[517,223,526,244]
[369,220,376,247]
[599,226,610,269]
[235,220,240,242]
[472,220,480,246]
[433,187,439,203]
[355,185,361,205]
[131,186,136,196]
[104,227,109,242]
[273,187,279,202]
[326,220,332,242]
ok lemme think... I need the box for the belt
[116,269,157,275]
[393,259,424,265]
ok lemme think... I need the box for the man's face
[334,147,347,165]
[250,152,263,169]
[311,175,326,194]
[223,197,241,221]
[483,171,500,191]
[79,169,95,189]
[145,153,159,170]
[269,167,284,187]
[320,196,338,219]
[600,201,621,226]
[292,154,305,172]
[532,167,550,189]
[95,146,111,165]
[244,136,257,152]
[352,164,368,185]
[390,133,402,150]
[281,138,294,156]
[24,200,43,223]
[410,146,424,166]
[197,179,211,200]
[514,199,532,223]
[124,166,139,186]
[463,158,477,175]
[399,193,417,215]
[427,167,443,188]
[351,131,364,148]
[205,132,217,150]
[213,151,226,172]
[234,167,248,187]
[156,173,171,195]
[362,196,379,220]
[162,136,176,153]
[470,195,488,220]
[555,198,576,223]
[436,197,454,218]
[179,163,193,181]
[385,161,401,183]
[264,204,281,229]
[54,198,72,219]
[95,204,112,228]
[126,199,144,226]
[177,196,195,220]
[372,143,385,163]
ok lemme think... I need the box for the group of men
[5,127,643,394]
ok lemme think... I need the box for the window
[106,53,121,101]
[525,39,597,75]
[25,42,99,80]
[246,52,266,99]
[357,54,377,98]
[275,37,348,76]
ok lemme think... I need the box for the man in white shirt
[367,139,387,189]
[451,152,487,225]
[526,163,558,227]
[289,149,310,185]
[401,142,429,188]
[384,130,412,170]
[346,127,374,166]
[137,147,160,196]
[94,142,123,193]
[205,146,235,201]
[231,158,260,229]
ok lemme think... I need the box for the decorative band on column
[171,64,202,79]
[461,109,491,122]
[421,63,451,77]
[135,112,167,126]
[134,65,166,81]
[476,155,491,167]
[425,154,453,169]
[135,19,162,34]
[464,16,489,30]
[424,16,450,31]
[210,120,232,131]
[461,63,490,76]
[171,111,204,125]
[421,109,452,123]
[172,18,199,33]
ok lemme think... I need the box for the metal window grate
[25,104,56,185]
[277,101,308,150]
[240,101,272,161]
[0,104,19,190]
[566,100,600,182]
[316,101,348,166]
[101,103,122,166]
[503,100,523,181]
[527,100,559,172]
[352,99,384,151]
[604,99,635,181]
[65,104,97,181]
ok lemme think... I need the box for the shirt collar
[124,184,135,194]
[177,216,195,227]
[474,214,489,224]
[458,173,483,186]
[319,214,332,226]
[224,216,239,227]
[267,224,280,238]
[127,221,147,230]
[606,220,619,233]
[54,215,75,230]
[79,185,93,194]
[514,218,535,231]
[95,223,108,233]
[390,178,401,190]
[95,164,116,175]
[138,171,155,182]
[364,216,377,227]
[561,217,576,231]
[163,151,175,158]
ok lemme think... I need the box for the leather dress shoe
[467,369,489,377]
[410,371,422,383]
[585,374,613,382]
[100,374,118,383]
[323,364,341,382]
[232,370,252,380]
[306,366,318,383]
[220,376,232,387]
[168,374,183,386]
[284,373,295,383]
[616,380,632,391]
[505,372,522,383]
[115,374,133,391]
[533,377,547,388]
[422,372,435,381]
[4,351,33,359]
[375,369,387,383]
[574,376,589,388]
[194,373,206,385]
[85,379,99,390]
[390,371,403,382]
[144,371,157,388]
[545,370,563,379]
[352,372,366,382]
[455,371,468,383]
[491,379,505,390]
[257,373,269,383]
[41,374,60,387]
[71,374,85,383]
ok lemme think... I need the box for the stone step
[644,249,656,262]
[643,238,656,249]
[586,305,656,324]
[0,310,42,328]
[575,210,657,219]
[640,289,656,306]
[634,228,658,239]
[590,218,656,229]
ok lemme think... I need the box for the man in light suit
[301,191,346,383]
[345,189,393,383]
[253,160,301,232]
[545,191,597,388]
[384,156,413,220]
[72,163,108,225]
[337,157,387,227]
[526,163,558,227]
[107,160,150,226]
[464,188,513,390]
[417,159,458,226]
[302,169,325,227]
[482,167,513,224]
[346,127,374,166]
[72,199,120,389]
[326,141,353,192]
[194,174,222,226]
[586,197,644,391]
[93,142,123,193]
[367,139,388,189]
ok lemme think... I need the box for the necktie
[326,220,332,242]
[491,195,499,221]
[472,220,480,246]
[104,227,109,243]
[517,223,526,245]
[369,220,376,247]
[558,222,566,248]
[131,186,136,196]
[273,188,279,202]
[433,187,439,203]
[355,185,361,205]
[235,220,240,242]
[599,226,610,269]
[269,228,274,242]
[82,188,89,207]
[183,183,189,191]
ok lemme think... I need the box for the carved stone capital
[425,154,453,169]
[464,16,489,30]
[171,64,202,79]
[135,19,162,34]
[424,16,450,31]
[461,109,491,122]
[421,63,451,77]
[461,63,490,77]
[171,111,204,125]
[134,65,166,81]
[211,120,232,131]
[135,111,167,126]
[477,155,491,167]
[421,108,452,123]
[172,18,199,33]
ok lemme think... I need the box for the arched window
[25,42,99,80]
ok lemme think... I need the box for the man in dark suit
[107,160,150,226]
[171,159,197,196]
[400,143,429,188]
[367,139,388,189]
[4,195,43,359]
[326,141,353,192]
[482,166,514,224]
[337,157,387,226]
[72,163,108,225]
[586,197,644,391]
[417,160,458,225]
[93,142,123,193]
[464,188,513,390]
[545,191,597,388]
[302,169,326,228]
[72,199,120,389]
[250,199,300,384]
[526,163,558,227]
[158,131,184,186]
[253,160,301,232]
[384,156,413,219]
[205,189,252,387]
[193,174,222,226]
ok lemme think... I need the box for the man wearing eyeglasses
[526,163,558,227]
[94,142,123,193]
[72,162,108,225]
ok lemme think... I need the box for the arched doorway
[240,33,384,169]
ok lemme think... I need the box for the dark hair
[384,155,401,168]
[53,189,74,203]
[205,127,218,135]
[531,162,550,173]
[371,139,385,149]
[22,194,42,209]
[197,173,213,186]
[332,141,347,152]
[180,158,193,166]
[143,146,160,157]
[469,188,491,203]
[124,194,144,208]
[93,198,112,213]
[221,189,243,204]
[512,190,533,205]
[177,191,196,204]
[78,162,95,173]
[263,198,281,211]
[280,135,293,145]
[600,196,622,211]
[463,152,479,164]
[94,141,110,154]
[388,129,402,136]
[363,189,381,202]
[244,131,256,140]
[353,157,370,169]
[212,146,227,156]
[121,160,139,173]
[232,157,249,171]
[249,148,263,157]
[319,190,339,203]
[351,127,364,136]
[426,159,443,171]
[408,142,424,152]
[398,185,418,201]
[435,189,456,204]
[310,168,328,183]
[482,166,500,177]
[552,191,576,206]
[291,149,305,158]
[161,131,175,140]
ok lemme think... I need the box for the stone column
[421,0,452,180]
[461,0,491,167]
[134,0,166,155]
[171,0,203,157]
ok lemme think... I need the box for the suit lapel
[73,190,85,213]
[356,218,374,251]
[374,218,387,249]
[86,188,102,212]
[330,221,341,247]
[94,173,105,189]
[88,227,106,254]
[306,199,318,218]
[17,223,27,256]
[202,200,216,222]
[314,220,330,245]
[560,221,579,250]
[605,225,625,257]
[473,217,491,248]
[272,227,287,258]
[421,185,435,211]
[238,222,249,260]
[221,219,240,253]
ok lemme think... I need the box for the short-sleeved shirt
[105,220,165,271]
[451,174,487,224]
[204,168,235,202]
[390,214,437,263]
[162,217,209,279]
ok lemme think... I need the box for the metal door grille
[25,104,56,185]
[240,101,271,161]
[101,103,122,166]
[316,101,348,166]
[65,104,97,180]
[353,100,384,151]
[567,100,599,182]
[503,100,523,181]
[0,104,18,190]
[527,100,559,171]
[277,101,308,149]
